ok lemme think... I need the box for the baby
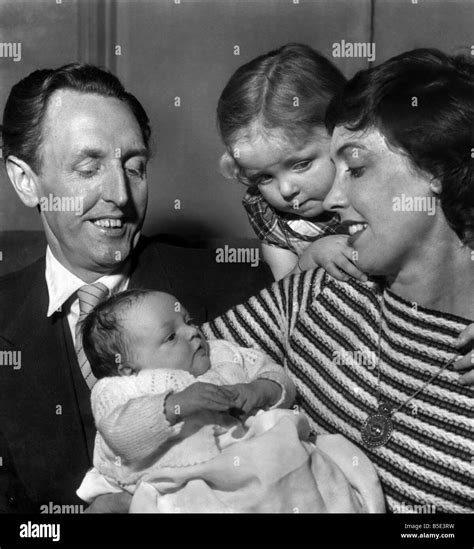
[77,289,384,513]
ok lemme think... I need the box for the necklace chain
[361,293,459,448]
[375,295,457,416]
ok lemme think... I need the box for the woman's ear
[5,155,41,208]
[429,177,443,196]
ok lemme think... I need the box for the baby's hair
[217,43,346,181]
[81,288,152,379]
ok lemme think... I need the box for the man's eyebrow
[335,142,369,158]
[71,148,105,161]
[121,148,150,162]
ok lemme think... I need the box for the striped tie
[75,282,109,390]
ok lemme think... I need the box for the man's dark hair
[81,288,151,379]
[326,48,474,247]
[1,63,151,173]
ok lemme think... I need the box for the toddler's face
[232,126,335,218]
[120,292,211,376]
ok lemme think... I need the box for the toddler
[217,43,368,283]
[77,289,384,513]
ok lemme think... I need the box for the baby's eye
[347,166,365,178]
[292,160,312,171]
[165,332,176,343]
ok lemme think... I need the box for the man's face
[35,89,148,281]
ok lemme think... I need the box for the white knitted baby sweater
[90,339,295,490]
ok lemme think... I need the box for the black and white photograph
[0,0,472,546]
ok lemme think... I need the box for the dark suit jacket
[0,236,272,512]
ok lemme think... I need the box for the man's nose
[101,164,129,207]
[322,173,348,213]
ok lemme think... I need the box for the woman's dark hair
[326,48,474,247]
[81,288,151,379]
[1,63,151,173]
[217,43,347,147]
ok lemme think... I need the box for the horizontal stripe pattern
[202,269,473,513]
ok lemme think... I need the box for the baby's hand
[221,379,281,417]
[299,235,368,282]
[165,382,234,424]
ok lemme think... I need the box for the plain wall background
[0,0,472,239]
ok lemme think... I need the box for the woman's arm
[261,242,298,281]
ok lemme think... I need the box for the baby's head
[217,43,346,218]
[81,289,211,379]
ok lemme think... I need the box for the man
[0,64,272,512]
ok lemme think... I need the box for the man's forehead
[42,89,146,152]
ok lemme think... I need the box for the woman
[203,48,474,513]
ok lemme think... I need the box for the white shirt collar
[45,246,130,317]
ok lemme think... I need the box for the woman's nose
[322,174,348,212]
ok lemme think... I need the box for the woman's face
[324,126,439,276]
[232,126,335,218]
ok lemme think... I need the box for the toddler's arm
[261,242,298,281]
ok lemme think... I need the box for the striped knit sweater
[202,268,474,513]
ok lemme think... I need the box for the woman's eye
[347,166,365,178]
[292,160,312,171]
[185,317,195,326]
[125,166,145,178]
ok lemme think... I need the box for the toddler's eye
[347,166,365,178]
[292,160,312,171]
[254,174,273,186]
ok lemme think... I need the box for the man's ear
[5,155,41,208]
[117,363,134,376]
[429,177,442,196]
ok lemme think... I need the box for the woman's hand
[454,324,474,386]
[165,382,235,424]
[298,235,368,282]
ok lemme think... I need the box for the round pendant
[361,408,393,448]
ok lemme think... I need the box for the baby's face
[121,292,211,376]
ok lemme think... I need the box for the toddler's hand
[299,235,368,282]
[165,382,234,424]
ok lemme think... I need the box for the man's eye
[292,160,312,171]
[77,165,100,178]
[347,166,365,178]
[165,332,176,343]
